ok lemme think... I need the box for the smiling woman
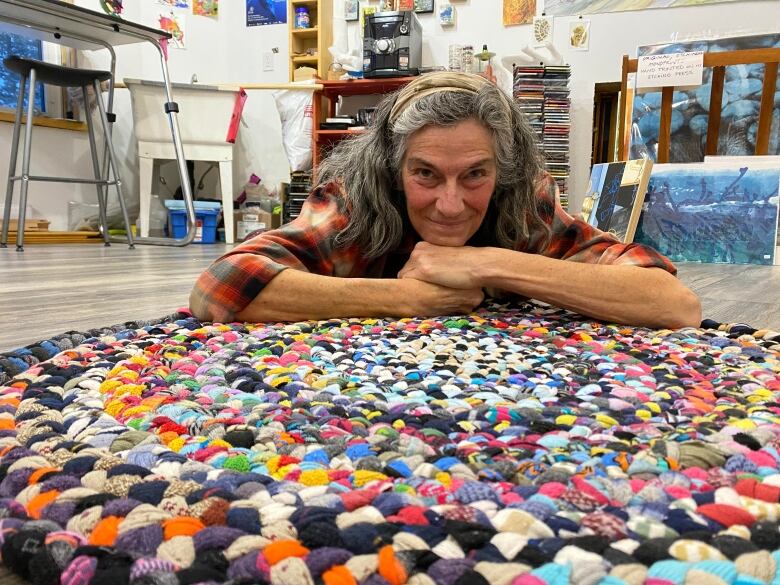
[190,71,701,329]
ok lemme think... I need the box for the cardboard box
[235,208,273,241]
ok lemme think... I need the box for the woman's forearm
[476,248,701,329]
[234,270,404,322]
[234,269,484,322]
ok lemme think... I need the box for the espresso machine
[363,10,422,78]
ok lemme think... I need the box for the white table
[0,0,197,245]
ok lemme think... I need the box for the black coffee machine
[363,11,422,78]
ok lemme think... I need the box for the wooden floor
[1,243,779,353]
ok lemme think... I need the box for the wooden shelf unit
[288,0,332,81]
[312,77,414,168]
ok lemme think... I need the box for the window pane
[0,32,45,113]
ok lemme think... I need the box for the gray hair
[314,80,548,259]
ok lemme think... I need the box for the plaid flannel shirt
[190,173,676,322]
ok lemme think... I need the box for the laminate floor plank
[1,244,779,353]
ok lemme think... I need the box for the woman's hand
[398,242,486,289]
[396,277,484,316]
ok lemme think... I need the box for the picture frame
[582,159,653,243]
[414,0,434,13]
[345,0,359,21]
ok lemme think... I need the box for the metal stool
[1,55,134,251]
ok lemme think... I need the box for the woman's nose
[435,181,465,217]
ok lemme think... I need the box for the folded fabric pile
[1,302,779,585]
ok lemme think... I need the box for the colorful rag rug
[1,302,780,585]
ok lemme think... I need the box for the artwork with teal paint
[634,162,780,265]
[630,33,780,163]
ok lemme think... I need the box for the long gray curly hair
[314,75,548,259]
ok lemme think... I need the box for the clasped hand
[396,242,486,316]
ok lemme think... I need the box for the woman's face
[401,119,497,247]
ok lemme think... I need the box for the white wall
[1,0,778,230]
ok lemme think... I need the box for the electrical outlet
[262,52,274,72]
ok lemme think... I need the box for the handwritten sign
[636,51,704,88]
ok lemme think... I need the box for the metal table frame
[0,0,196,246]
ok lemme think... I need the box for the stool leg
[83,86,111,246]
[15,68,37,252]
[93,79,134,248]
[138,157,153,238]
[1,75,27,248]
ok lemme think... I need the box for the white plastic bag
[273,81,315,172]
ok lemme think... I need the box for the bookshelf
[288,0,333,81]
[512,64,572,209]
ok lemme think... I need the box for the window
[0,32,46,114]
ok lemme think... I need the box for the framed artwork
[380,0,394,10]
[414,0,434,12]
[345,0,359,20]
[503,0,535,26]
[569,19,590,51]
[438,2,456,25]
[532,15,553,46]
[193,0,218,17]
[398,0,415,9]
[634,162,780,265]
[582,159,653,243]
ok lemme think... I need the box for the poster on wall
[502,0,535,26]
[532,15,553,46]
[414,0,434,12]
[157,12,186,48]
[545,0,770,17]
[630,33,780,163]
[246,0,287,26]
[345,0,359,20]
[193,0,218,17]
[157,0,189,8]
[634,163,780,265]
[568,19,589,51]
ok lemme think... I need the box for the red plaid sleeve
[189,183,355,322]
[525,173,678,275]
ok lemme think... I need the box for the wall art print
[634,162,780,265]
[503,0,535,26]
[246,0,287,26]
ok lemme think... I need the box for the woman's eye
[416,168,434,179]
[467,169,486,179]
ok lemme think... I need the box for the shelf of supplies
[292,55,319,64]
[315,129,366,140]
[291,27,318,39]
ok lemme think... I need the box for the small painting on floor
[635,162,780,265]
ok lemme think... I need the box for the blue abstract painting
[634,163,780,265]
[631,33,780,163]
[0,32,44,114]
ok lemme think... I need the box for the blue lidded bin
[164,200,221,244]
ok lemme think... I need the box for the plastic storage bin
[164,200,221,243]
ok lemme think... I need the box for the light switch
[263,52,274,71]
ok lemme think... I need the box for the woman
[190,72,701,328]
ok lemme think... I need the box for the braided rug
[1,301,780,585]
